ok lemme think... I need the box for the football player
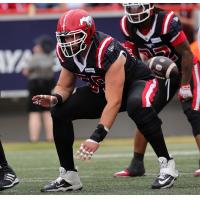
[0,140,19,191]
[33,9,178,191]
[115,3,200,177]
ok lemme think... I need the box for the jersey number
[138,45,178,62]
[75,74,104,93]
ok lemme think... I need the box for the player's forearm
[99,101,121,129]
[53,84,74,102]
[181,50,193,84]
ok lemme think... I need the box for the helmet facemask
[123,3,154,24]
[56,29,87,57]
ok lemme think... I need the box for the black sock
[144,128,170,160]
[128,152,145,174]
[134,152,144,162]
[53,119,76,171]
[0,140,8,167]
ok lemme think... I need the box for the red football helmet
[56,9,96,57]
[123,3,154,24]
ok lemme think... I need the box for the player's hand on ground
[76,139,100,160]
[32,95,58,108]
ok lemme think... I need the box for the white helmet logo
[80,16,92,26]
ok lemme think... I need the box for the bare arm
[53,67,76,101]
[76,54,126,160]
[32,67,76,107]
[99,54,126,129]
[175,40,193,84]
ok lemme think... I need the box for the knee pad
[128,107,162,137]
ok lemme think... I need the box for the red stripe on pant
[192,63,200,111]
[142,79,158,108]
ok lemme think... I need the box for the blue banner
[0,14,123,96]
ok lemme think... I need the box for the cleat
[114,169,131,177]
[41,167,82,192]
[114,160,145,177]
[0,166,19,191]
[193,160,200,176]
[193,168,200,176]
[152,157,178,189]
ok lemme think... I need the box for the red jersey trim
[96,36,113,69]
[193,56,199,64]
[192,63,200,111]
[171,31,187,47]
[142,79,158,107]
[162,11,174,35]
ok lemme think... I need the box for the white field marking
[13,150,198,172]
[92,150,198,159]
[17,171,197,183]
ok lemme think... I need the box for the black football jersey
[56,31,153,93]
[120,9,188,69]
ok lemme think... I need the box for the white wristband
[103,125,110,132]
[86,139,99,144]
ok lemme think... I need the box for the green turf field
[1,136,200,195]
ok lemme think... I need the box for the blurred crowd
[0,3,200,44]
[0,3,122,14]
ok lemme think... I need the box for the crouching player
[33,9,178,191]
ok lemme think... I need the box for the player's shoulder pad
[161,11,181,35]
[95,36,114,69]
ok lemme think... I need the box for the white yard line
[17,171,196,183]
[13,149,198,184]
[14,150,198,172]
[92,150,198,158]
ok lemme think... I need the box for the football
[147,56,179,79]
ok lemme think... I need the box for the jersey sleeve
[162,12,187,47]
[96,38,126,72]
[121,41,138,58]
